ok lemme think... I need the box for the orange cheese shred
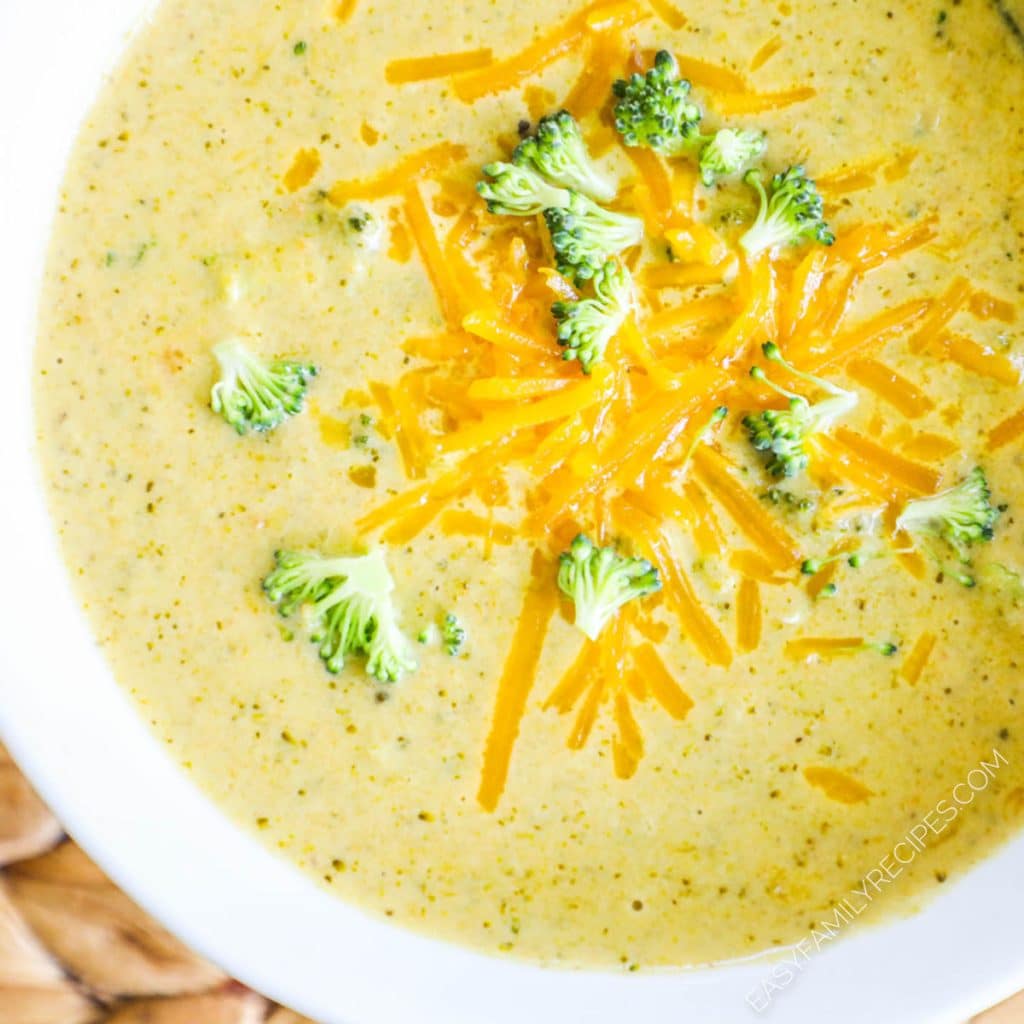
[906,277,972,355]
[681,481,726,557]
[988,407,1024,451]
[462,309,556,359]
[831,217,938,272]
[711,255,774,363]
[440,368,610,454]
[778,249,829,343]
[621,507,732,668]
[882,148,919,183]
[900,632,937,685]
[328,143,467,204]
[818,157,886,197]
[831,428,940,495]
[467,377,574,401]
[691,446,800,571]
[749,35,782,70]
[612,691,644,779]
[801,299,933,372]
[452,0,644,102]
[385,48,493,84]
[846,358,935,418]
[403,185,464,327]
[785,637,865,659]
[562,31,626,118]
[645,295,736,340]
[714,86,815,114]
[647,0,687,29]
[583,0,649,31]
[736,577,762,653]
[643,262,733,290]
[729,549,788,584]
[803,766,874,804]
[439,509,517,546]
[282,148,321,192]
[527,367,730,529]
[631,644,694,719]
[477,553,559,812]
[673,55,749,93]
[623,146,673,225]
[936,334,1021,386]
[544,637,602,713]
[969,290,1016,323]
[901,433,959,462]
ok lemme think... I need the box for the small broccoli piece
[895,467,999,581]
[544,192,644,285]
[210,338,317,435]
[442,613,466,656]
[341,204,385,252]
[478,161,571,216]
[739,167,834,258]
[800,551,869,575]
[612,50,702,155]
[551,261,633,373]
[698,128,767,187]
[865,641,899,657]
[263,548,416,682]
[742,342,857,478]
[514,110,615,202]
[557,534,661,641]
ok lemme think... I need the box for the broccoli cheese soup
[34,0,1024,968]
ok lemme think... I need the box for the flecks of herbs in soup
[35,0,1024,968]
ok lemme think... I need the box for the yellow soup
[35,0,1024,968]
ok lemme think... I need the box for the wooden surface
[0,741,1018,1023]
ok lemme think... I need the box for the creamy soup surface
[35,0,1024,968]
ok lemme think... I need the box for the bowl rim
[2,2,1024,1022]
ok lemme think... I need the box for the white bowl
[1,3,1023,1022]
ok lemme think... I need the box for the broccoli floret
[740,167,834,258]
[514,110,615,202]
[544,192,644,285]
[551,261,633,373]
[442,613,466,656]
[612,52,766,185]
[210,338,317,435]
[698,128,767,187]
[612,51,702,155]
[557,534,661,641]
[263,548,416,682]
[895,467,999,581]
[742,342,857,478]
[478,161,571,216]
